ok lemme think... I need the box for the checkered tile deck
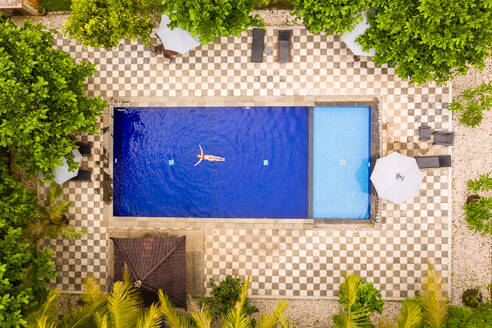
[40,27,451,299]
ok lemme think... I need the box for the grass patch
[39,0,72,11]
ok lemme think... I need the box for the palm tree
[332,273,373,328]
[26,269,162,328]
[159,276,293,328]
[26,182,86,252]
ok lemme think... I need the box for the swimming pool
[113,106,371,219]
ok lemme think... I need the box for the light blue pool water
[113,106,371,219]
[313,106,371,219]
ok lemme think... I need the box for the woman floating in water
[194,145,225,166]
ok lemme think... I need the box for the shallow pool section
[113,107,309,218]
[312,106,371,219]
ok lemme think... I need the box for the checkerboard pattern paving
[41,26,451,298]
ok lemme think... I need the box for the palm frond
[396,301,422,328]
[375,317,394,328]
[420,263,448,328]
[49,200,71,222]
[333,306,373,328]
[189,297,212,328]
[81,276,106,305]
[339,273,361,310]
[221,276,252,328]
[26,290,60,328]
[59,296,106,328]
[274,300,292,328]
[137,303,163,328]
[158,290,191,328]
[122,264,133,288]
[257,313,277,328]
[60,226,87,240]
[99,314,109,328]
[106,281,143,328]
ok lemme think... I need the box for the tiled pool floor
[39,26,452,299]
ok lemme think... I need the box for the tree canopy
[0,159,55,327]
[64,0,161,49]
[0,20,106,179]
[164,0,264,45]
[291,0,367,34]
[291,0,492,84]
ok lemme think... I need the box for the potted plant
[462,287,483,308]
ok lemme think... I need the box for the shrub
[198,276,258,322]
[444,303,492,328]
[468,173,492,193]
[337,278,384,315]
[464,197,492,236]
[449,82,492,127]
[443,305,474,328]
[291,0,367,34]
[64,0,163,49]
[0,20,106,179]
[0,158,56,328]
[359,0,492,84]
[461,288,483,308]
[164,0,263,45]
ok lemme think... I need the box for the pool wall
[107,96,381,224]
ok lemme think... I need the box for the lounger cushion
[75,142,91,156]
[70,169,91,181]
[433,131,455,146]
[416,156,440,168]
[251,28,265,63]
[438,155,452,167]
[419,126,431,140]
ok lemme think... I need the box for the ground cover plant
[65,0,164,49]
[163,0,263,44]
[464,173,492,236]
[449,81,492,127]
[0,20,106,179]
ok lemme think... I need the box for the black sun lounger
[419,125,431,141]
[69,169,91,181]
[415,155,451,169]
[251,28,265,62]
[278,30,292,63]
[433,131,455,146]
[75,142,92,156]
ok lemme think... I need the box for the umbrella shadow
[355,158,371,195]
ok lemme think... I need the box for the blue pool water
[113,106,371,219]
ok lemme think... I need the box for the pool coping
[104,95,382,225]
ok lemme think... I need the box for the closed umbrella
[156,14,201,55]
[370,152,423,204]
[53,149,82,185]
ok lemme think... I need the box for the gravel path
[449,57,492,304]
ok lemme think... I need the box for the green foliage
[332,273,373,328]
[449,82,492,127]
[253,0,272,9]
[64,0,161,49]
[0,20,106,179]
[198,276,259,323]
[468,173,492,193]
[461,288,483,308]
[0,158,56,328]
[359,0,492,84]
[39,0,72,11]
[464,197,492,236]
[164,0,264,45]
[291,0,367,34]
[26,183,86,251]
[337,276,385,323]
[443,304,492,328]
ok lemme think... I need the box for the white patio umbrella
[341,11,376,57]
[370,152,424,204]
[156,14,201,55]
[53,149,82,185]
